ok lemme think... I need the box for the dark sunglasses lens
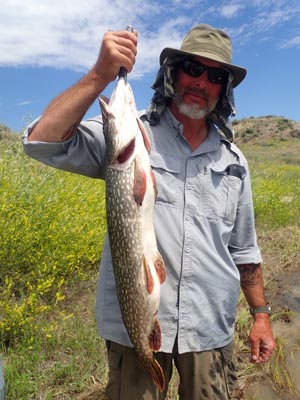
[208,69,228,84]
[180,60,228,84]
[180,60,206,77]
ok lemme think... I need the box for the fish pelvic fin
[154,253,166,284]
[143,256,154,294]
[143,357,165,392]
[143,252,166,295]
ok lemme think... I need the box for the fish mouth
[116,139,136,164]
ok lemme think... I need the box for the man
[23,24,275,400]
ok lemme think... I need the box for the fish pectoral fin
[143,256,154,294]
[149,318,161,351]
[154,253,166,284]
[133,159,147,205]
[117,139,135,164]
[144,357,165,392]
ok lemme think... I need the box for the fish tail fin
[144,357,165,392]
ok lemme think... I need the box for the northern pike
[99,76,166,391]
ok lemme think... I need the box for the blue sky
[1,0,300,133]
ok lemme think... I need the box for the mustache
[184,87,209,100]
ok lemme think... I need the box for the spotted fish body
[99,76,166,391]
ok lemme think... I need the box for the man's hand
[249,314,276,363]
[93,29,138,84]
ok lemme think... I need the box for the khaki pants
[105,340,237,400]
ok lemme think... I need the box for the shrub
[0,138,106,346]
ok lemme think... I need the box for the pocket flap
[150,152,181,173]
[211,164,246,180]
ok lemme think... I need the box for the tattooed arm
[237,263,267,307]
[237,263,276,364]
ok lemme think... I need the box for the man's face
[172,56,226,120]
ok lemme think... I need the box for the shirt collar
[163,109,230,155]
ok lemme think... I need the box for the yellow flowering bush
[0,136,106,346]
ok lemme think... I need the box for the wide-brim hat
[159,24,247,88]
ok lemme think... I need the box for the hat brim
[160,48,247,88]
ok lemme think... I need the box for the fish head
[99,77,141,169]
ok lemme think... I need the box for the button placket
[178,158,195,330]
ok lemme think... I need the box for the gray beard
[173,95,218,120]
[177,102,208,119]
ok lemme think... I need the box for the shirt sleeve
[22,116,107,179]
[228,158,262,265]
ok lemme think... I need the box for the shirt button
[185,247,191,253]
[186,184,192,190]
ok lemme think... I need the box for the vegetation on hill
[0,125,16,141]
[233,115,300,144]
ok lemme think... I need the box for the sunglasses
[179,59,228,84]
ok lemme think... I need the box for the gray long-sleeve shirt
[22,107,262,353]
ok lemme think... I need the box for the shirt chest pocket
[204,164,246,222]
[150,152,181,207]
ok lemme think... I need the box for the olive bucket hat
[159,24,247,87]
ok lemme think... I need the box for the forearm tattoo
[61,114,85,141]
[237,263,261,289]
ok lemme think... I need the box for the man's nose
[194,72,209,88]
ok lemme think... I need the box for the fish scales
[99,76,166,391]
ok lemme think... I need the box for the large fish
[99,76,166,391]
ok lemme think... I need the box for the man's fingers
[251,343,274,364]
[250,342,260,363]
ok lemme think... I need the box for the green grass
[1,132,300,399]
[240,139,300,228]
[3,282,108,399]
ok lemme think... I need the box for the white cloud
[220,3,244,18]
[281,36,300,48]
[0,0,300,78]
[0,0,196,77]
[17,101,33,106]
